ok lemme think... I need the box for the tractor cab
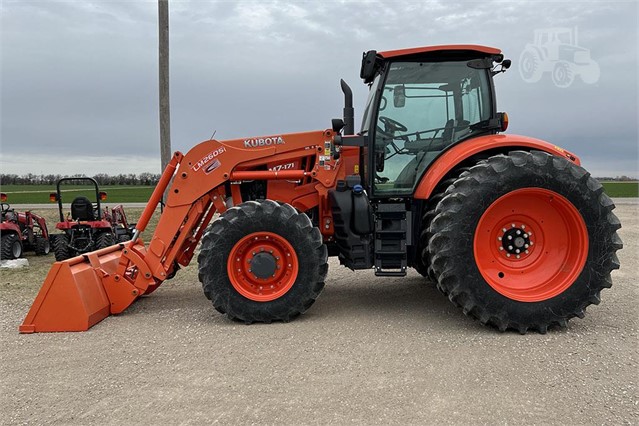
[358,45,509,197]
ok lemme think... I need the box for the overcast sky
[1,0,637,177]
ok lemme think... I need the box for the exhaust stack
[340,79,354,135]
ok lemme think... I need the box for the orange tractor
[20,45,622,334]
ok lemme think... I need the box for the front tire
[1,234,23,259]
[428,151,622,333]
[34,236,51,256]
[198,200,328,323]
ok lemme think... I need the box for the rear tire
[95,232,115,250]
[1,234,23,259]
[198,200,328,324]
[415,167,470,280]
[34,236,51,256]
[428,151,622,333]
[53,234,72,261]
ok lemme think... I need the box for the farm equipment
[0,193,51,259]
[20,44,622,334]
[49,177,134,261]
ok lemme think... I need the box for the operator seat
[394,120,457,189]
[71,196,95,221]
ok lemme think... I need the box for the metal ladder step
[374,203,408,277]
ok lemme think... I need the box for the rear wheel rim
[227,232,299,302]
[474,188,588,302]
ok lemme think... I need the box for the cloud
[1,0,637,176]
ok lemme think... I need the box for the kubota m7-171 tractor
[20,45,622,334]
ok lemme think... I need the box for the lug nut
[499,247,504,251]
[508,245,513,250]
[516,230,521,235]
[497,237,502,241]
[516,255,520,259]
[523,234,528,238]
[508,235,512,240]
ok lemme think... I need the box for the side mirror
[501,59,512,70]
[360,50,378,84]
[393,85,406,108]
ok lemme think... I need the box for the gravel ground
[1,201,637,425]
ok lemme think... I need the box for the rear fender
[413,134,580,200]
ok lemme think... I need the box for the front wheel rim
[227,232,299,302]
[474,188,589,302]
[12,240,21,258]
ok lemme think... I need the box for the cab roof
[378,44,501,59]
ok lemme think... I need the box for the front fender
[413,134,580,200]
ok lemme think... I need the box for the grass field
[1,181,636,204]
[0,184,154,204]
[600,181,639,198]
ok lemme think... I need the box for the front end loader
[20,44,622,334]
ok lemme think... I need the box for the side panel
[413,134,580,200]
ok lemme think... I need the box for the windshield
[373,60,493,195]
[360,74,382,134]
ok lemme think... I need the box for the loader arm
[20,129,345,333]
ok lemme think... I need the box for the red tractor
[50,177,134,261]
[21,45,622,334]
[0,193,51,259]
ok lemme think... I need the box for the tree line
[1,173,161,186]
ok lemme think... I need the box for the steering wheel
[379,116,408,133]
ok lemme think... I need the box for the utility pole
[158,0,171,173]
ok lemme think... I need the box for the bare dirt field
[1,201,637,425]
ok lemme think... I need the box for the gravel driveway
[1,201,637,425]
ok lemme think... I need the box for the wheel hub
[498,224,534,259]
[249,252,277,279]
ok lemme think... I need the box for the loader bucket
[19,243,145,333]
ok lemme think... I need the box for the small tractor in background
[50,177,134,261]
[0,193,51,259]
[21,44,622,335]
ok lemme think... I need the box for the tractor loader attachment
[20,130,336,333]
[19,155,181,333]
